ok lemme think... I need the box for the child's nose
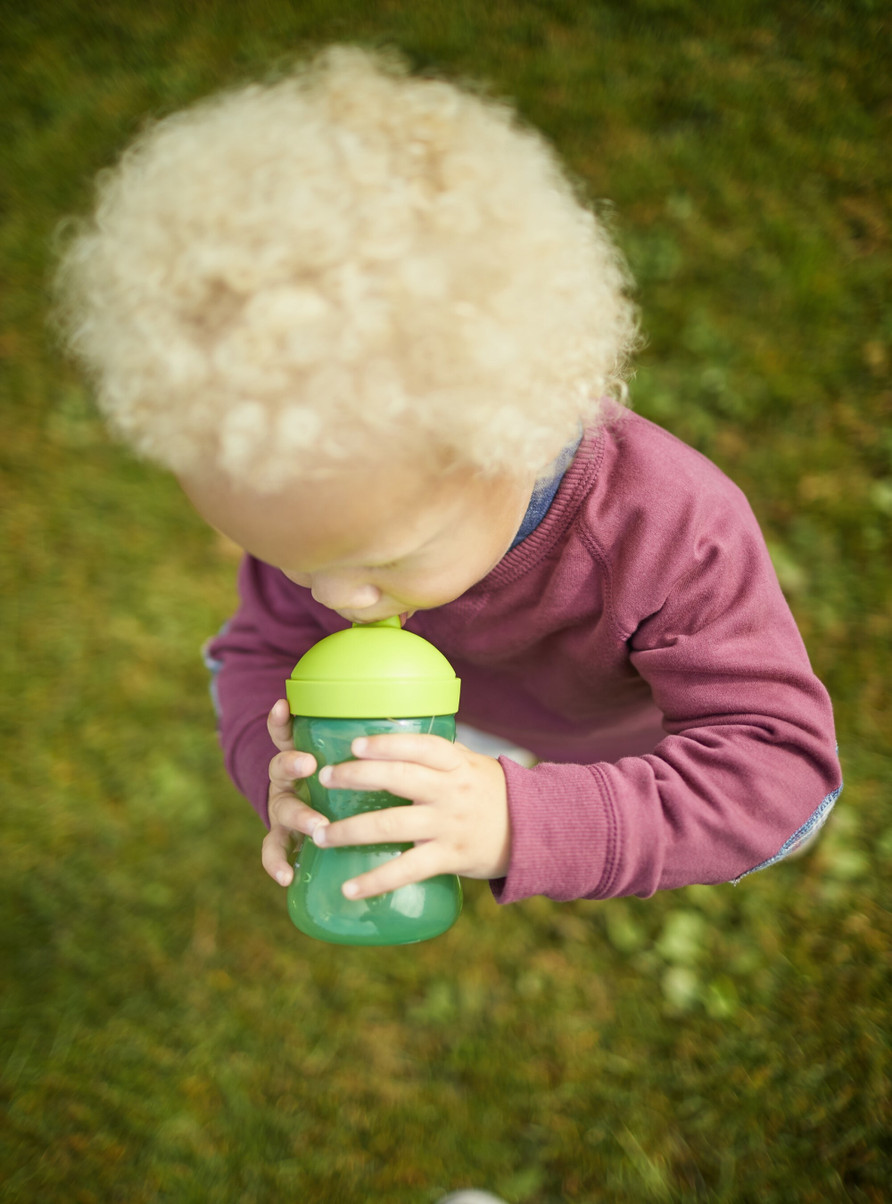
[310,577,382,612]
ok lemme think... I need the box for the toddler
[55,46,842,907]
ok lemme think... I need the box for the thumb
[267,698,294,752]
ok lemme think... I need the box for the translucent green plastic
[287,714,463,945]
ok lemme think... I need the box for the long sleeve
[489,436,842,903]
[205,556,335,824]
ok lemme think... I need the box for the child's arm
[490,510,843,903]
[206,554,336,825]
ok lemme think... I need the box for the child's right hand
[261,698,329,887]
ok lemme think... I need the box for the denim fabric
[510,435,582,549]
[730,780,843,884]
[201,622,229,724]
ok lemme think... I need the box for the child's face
[181,457,534,625]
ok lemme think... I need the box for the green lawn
[2,2,889,1201]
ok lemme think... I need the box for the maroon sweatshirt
[205,413,842,902]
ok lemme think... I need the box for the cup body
[287,714,463,945]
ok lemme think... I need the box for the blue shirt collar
[510,435,582,550]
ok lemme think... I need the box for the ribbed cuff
[490,757,617,903]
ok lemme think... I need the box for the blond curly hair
[54,45,639,488]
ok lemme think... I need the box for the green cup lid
[286,617,461,718]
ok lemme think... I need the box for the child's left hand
[312,733,511,899]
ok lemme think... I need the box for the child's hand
[311,733,511,899]
[261,698,328,887]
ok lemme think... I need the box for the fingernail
[275,870,291,886]
[352,737,367,755]
[343,880,359,899]
[318,766,332,786]
[312,823,328,846]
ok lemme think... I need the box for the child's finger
[269,747,317,789]
[350,732,459,769]
[318,755,438,804]
[268,788,327,834]
[264,744,326,888]
[267,698,295,752]
[341,842,444,901]
[314,801,436,850]
[262,821,294,885]
[264,789,329,885]
[262,819,301,886]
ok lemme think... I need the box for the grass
[1,1,890,1201]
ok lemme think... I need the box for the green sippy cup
[285,617,463,946]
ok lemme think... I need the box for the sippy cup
[285,617,463,946]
